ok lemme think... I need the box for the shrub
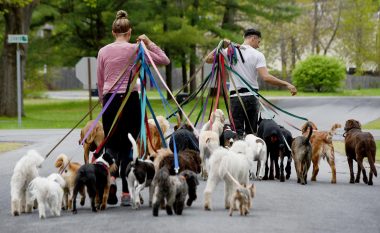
[292,55,346,92]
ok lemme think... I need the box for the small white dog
[204,140,254,210]
[244,134,267,180]
[28,173,66,219]
[10,149,44,216]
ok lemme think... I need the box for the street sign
[7,34,28,44]
[75,57,97,89]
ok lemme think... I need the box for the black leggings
[102,91,141,193]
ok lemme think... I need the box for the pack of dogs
[9,108,378,219]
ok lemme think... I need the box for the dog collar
[95,157,110,168]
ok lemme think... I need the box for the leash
[172,134,180,174]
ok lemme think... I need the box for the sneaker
[107,178,118,205]
[120,193,131,206]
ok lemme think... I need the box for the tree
[0,0,38,117]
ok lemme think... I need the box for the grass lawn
[0,142,29,153]
[363,118,380,130]
[334,141,380,163]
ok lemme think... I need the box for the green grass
[363,118,380,130]
[0,142,27,153]
[259,88,380,96]
[334,141,380,162]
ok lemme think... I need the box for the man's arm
[257,67,297,96]
[205,39,231,64]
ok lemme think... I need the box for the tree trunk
[181,52,188,93]
[280,28,287,80]
[189,0,199,94]
[0,1,37,117]
[221,0,236,30]
[162,0,172,100]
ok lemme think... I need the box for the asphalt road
[1,96,380,233]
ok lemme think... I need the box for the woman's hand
[137,34,152,47]
[287,84,297,96]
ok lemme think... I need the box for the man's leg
[243,96,259,135]
[230,97,245,139]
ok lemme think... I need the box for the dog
[155,148,202,175]
[201,109,226,136]
[204,140,254,210]
[292,122,313,185]
[126,133,156,209]
[199,130,220,180]
[152,167,188,216]
[169,121,199,153]
[220,124,237,148]
[344,119,377,185]
[72,152,117,214]
[10,149,44,216]
[79,120,105,164]
[257,119,292,181]
[27,173,66,219]
[301,121,341,183]
[279,125,293,181]
[54,153,86,210]
[244,134,267,180]
[138,116,170,157]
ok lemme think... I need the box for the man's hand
[287,84,297,96]
[223,39,231,48]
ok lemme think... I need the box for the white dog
[244,134,267,180]
[198,130,220,180]
[204,140,254,210]
[201,109,225,136]
[27,173,66,219]
[10,149,44,216]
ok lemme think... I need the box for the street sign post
[75,57,97,120]
[8,34,28,127]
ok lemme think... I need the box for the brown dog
[344,119,377,185]
[79,120,105,164]
[55,153,86,210]
[301,121,341,183]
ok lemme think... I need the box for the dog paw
[363,177,368,184]
[331,179,336,184]
[355,178,360,183]
[311,177,317,181]
[12,211,19,216]
[368,180,373,186]
[280,175,285,182]
[269,175,275,180]
[80,199,85,206]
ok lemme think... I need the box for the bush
[292,55,346,92]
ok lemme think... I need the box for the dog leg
[357,158,368,184]
[368,169,373,186]
[37,198,46,219]
[83,144,90,164]
[204,174,219,211]
[285,159,292,180]
[152,186,161,216]
[279,158,285,182]
[328,159,337,184]
[79,187,86,206]
[269,159,275,180]
[347,158,355,183]
[100,185,110,210]
[224,183,232,209]
[11,199,20,216]
[311,158,319,182]
[134,183,145,209]
[355,160,362,183]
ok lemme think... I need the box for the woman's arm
[137,34,170,65]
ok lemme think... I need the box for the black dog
[72,152,116,214]
[257,119,292,181]
[279,125,293,181]
[169,124,199,152]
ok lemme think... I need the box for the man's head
[243,28,261,49]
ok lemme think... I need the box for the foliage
[292,55,346,92]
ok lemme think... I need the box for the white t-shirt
[222,44,266,93]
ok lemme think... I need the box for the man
[205,28,297,138]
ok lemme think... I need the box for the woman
[97,10,170,206]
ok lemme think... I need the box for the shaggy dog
[10,149,44,216]
[27,173,66,219]
[257,119,292,181]
[301,121,341,183]
[199,130,220,180]
[54,153,86,210]
[201,109,226,136]
[220,124,237,148]
[126,133,156,209]
[72,152,117,214]
[244,134,267,180]
[155,148,202,175]
[292,122,313,185]
[152,167,188,216]
[204,140,254,210]
[79,120,105,164]
[344,119,377,185]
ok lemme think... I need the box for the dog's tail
[326,123,342,141]
[305,122,313,143]
[48,173,66,188]
[255,138,265,155]
[128,133,139,161]
[55,153,69,171]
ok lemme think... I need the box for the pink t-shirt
[97,41,170,102]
